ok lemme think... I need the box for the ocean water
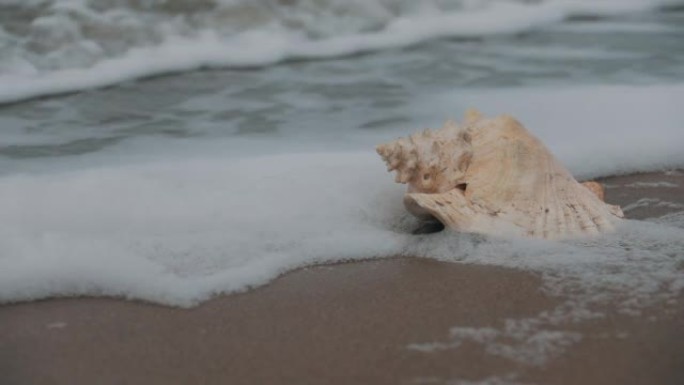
[1,0,684,335]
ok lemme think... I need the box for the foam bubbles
[1,148,683,308]
[1,81,684,307]
[403,219,684,368]
[0,153,410,306]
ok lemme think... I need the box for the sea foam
[1,83,683,307]
[1,151,683,308]
[0,153,408,305]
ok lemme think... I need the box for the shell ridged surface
[377,110,624,240]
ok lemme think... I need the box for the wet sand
[1,170,683,385]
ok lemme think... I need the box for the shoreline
[1,170,683,385]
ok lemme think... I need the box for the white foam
[0,0,680,104]
[1,155,683,307]
[1,83,684,307]
[622,198,684,212]
[0,153,410,306]
[404,219,684,367]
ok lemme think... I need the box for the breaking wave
[0,0,681,103]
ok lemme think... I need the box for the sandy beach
[1,170,683,385]
[2,3,683,384]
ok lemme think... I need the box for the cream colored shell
[377,110,624,240]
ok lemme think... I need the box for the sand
[1,170,683,385]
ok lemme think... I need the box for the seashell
[377,109,624,240]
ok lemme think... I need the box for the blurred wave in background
[1,0,682,102]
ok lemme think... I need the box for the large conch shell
[377,109,624,240]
